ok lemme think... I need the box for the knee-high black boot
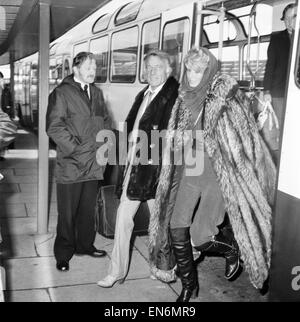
[170,227,199,302]
[194,223,240,280]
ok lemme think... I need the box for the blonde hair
[184,47,209,73]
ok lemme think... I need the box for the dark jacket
[116,76,179,200]
[263,29,291,97]
[1,85,14,119]
[46,75,111,183]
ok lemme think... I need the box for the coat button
[148,159,153,164]
[149,143,155,149]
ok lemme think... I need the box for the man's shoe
[97,275,125,288]
[76,249,107,258]
[56,261,69,272]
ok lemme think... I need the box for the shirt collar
[74,76,88,90]
[144,81,165,97]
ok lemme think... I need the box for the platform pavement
[0,128,268,302]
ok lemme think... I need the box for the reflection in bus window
[210,46,239,80]
[140,19,160,82]
[49,58,57,83]
[92,14,111,33]
[204,16,237,42]
[229,4,272,37]
[162,18,190,80]
[56,57,63,82]
[90,36,108,83]
[111,26,138,83]
[114,0,143,26]
[243,42,269,83]
[64,59,70,77]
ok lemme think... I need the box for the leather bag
[95,184,150,238]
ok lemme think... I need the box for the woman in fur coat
[149,47,275,302]
[149,47,240,302]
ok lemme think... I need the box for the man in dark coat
[263,3,297,162]
[46,52,112,272]
[1,83,14,119]
[97,50,179,288]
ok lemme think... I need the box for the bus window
[90,36,109,83]
[111,26,138,83]
[64,58,71,77]
[92,14,111,33]
[73,41,88,57]
[140,19,160,82]
[49,58,57,84]
[204,15,237,43]
[243,42,269,85]
[114,0,143,26]
[162,18,190,80]
[230,4,272,37]
[210,46,239,80]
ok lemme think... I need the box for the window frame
[110,25,139,84]
[139,18,161,83]
[161,17,191,80]
[90,35,109,83]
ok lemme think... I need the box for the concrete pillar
[9,51,15,116]
[37,1,50,234]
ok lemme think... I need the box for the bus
[12,0,300,301]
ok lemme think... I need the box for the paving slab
[0,183,20,193]
[0,159,38,169]
[0,216,57,235]
[1,234,37,258]
[0,204,27,218]
[14,168,37,176]
[4,255,108,290]
[0,169,15,176]
[48,278,177,302]
[26,202,58,217]
[4,289,51,302]
[0,191,37,204]
[169,256,268,302]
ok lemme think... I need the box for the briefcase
[95,185,150,238]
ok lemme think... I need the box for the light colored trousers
[108,169,155,279]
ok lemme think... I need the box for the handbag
[0,110,17,149]
[256,100,280,151]
[95,184,150,238]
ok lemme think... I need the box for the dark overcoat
[263,29,291,97]
[116,76,179,200]
[46,75,111,183]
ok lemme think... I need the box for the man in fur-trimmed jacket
[97,50,179,288]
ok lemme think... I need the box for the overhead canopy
[0,0,111,65]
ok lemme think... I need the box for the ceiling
[0,0,111,65]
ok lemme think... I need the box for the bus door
[269,2,300,301]
[160,3,195,80]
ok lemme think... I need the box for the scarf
[180,47,218,129]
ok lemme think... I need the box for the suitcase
[95,185,150,238]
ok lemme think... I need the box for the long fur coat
[149,73,276,289]
[204,74,276,289]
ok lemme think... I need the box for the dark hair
[281,3,297,20]
[0,71,3,78]
[72,52,95,68]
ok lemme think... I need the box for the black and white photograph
[0,0,299,304]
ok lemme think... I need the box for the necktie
[83,84,90,100]
[147,90,154,106]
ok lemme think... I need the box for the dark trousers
[54,180,99,262]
